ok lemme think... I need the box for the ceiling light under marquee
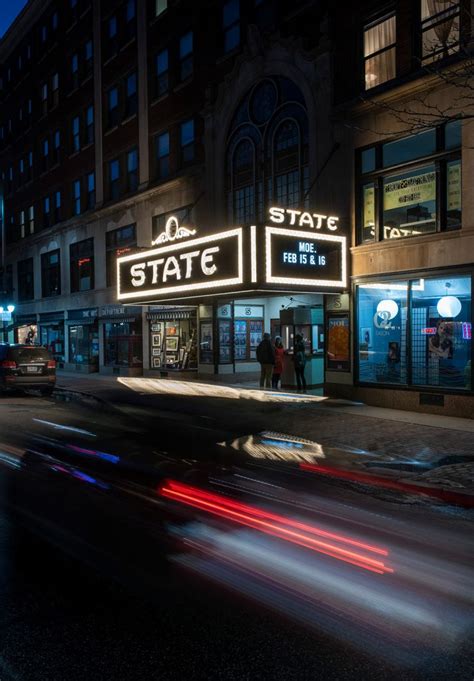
[376,299,399,320]
[437,295,462,318]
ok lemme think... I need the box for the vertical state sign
[265,227,347,288]
[117,228,243,302]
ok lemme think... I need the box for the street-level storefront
[117,208,349,388]
[99,305,143,376]
[146,306,197,372]
[39,311,65,366]
[65,308,99,373]
[14,313,38,345]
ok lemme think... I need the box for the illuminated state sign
[265,227,347,288]
[117,228,243,302]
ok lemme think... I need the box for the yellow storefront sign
[384,171,436,210]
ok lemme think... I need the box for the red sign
[421,327,436,335]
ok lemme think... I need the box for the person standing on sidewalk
[293,334,307,393]
[272,336,285,390]
[256,333,275,389]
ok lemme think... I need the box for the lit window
[421,0,460,63]
[364,15,396,90]
[223,0,240,53]
[179,32,193,81]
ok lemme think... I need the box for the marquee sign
[117,207,347,303]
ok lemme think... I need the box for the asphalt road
[0,393,472,681]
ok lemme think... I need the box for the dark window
[152,206,192,242]
[223,0,240,53]
[70,238,94,292]
[87,172,95,209]
[73,179,81,215]
[18,258,34,301]
[41,249,61,297]
[179,31,193,81]
[104,321,142,367]
[52,72,59,106]
[72,115,80,152]
[42,137,49,172]
[107,86,119,128]
[71,52,79,89]
[85,105,94,144]
[364,15,396,90]
[382,129,436,167]
[106,223,136,286]
[109,158,120,199]
[127,148,138,191]
[84,39,93,75]
[52,130,61,163]
[155,48,169,97]
[125,72,137,117]
[43,195,51,228]
[180,119,194,164]
[54,190,61,223]
[155,131,170,178]
[421,0,460,64]
[125,0,136,40]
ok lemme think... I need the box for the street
[0,388,472,681]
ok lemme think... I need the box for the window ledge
[150,93,169,107]
[120,36,136,53]
[69,150,81,160]
[122,113,137,126]
[104,125,119,137]
[103,53,118,68]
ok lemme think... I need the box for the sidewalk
[56,370,474,506]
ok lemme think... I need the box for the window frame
[363,12,396,91]
[70,237,95,293]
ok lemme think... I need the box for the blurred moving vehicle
[0,344,56,396]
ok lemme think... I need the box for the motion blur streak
[32,419,97,437]
[160,480,393,574]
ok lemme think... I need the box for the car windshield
[8,347,51,363]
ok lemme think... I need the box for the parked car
[0,344,56,396]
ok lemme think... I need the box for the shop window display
[104,321,142,367]
[69,325,99,366]
[149,317,197,370]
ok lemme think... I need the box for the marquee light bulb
[7,305,15,313]
[437,296,461,318]
[376,299,399,320]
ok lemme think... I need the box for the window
[125,72,137,117]
[85,105,94,144]
[107,15,118,57]
[84,39,93,74]
[73,178,81,215]
[70,238,94,292]
[109,158,120,199]
[19,158,25,184]
[108,15,117,38]
[20,210,26,238]
[18,258,34,301]
[41,249,61,297]
[364,15,396,90]
[127,148,138,191]
[421,0,460,63]
[52,11,58,30]
[71,52,79,89]
[155,0,167,16]
[41,24,47,43]
[53,129,61,163]
[72,115,80,152]
[180,119,194,164]
[27,151,33,181]
[106,224,136,286]
[52,72,59,106]
[125,0,136,40]
[356,274,472,391]
[357,122,461,243]
[223,0,240,53]
[41,82,48,114]
[155,48,169,97]
[43,195,51,228]
[42,138,49,171]
[152,206,193,242]
[28,205,34,234]
[104,321,142,367]
[54,190,61,223]
[87,172,95,209]
[155,131,170,178]
[179,32,193,81]
[107,86,119,128]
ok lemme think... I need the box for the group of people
[256,333,307,393]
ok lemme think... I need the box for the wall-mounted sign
[117,228,243,302]
[269,206,339,231]
[265,227,347,288]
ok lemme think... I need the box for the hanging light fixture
[437,283,462,318]
[376,299,399,320]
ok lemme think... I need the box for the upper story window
[106,224,136,286]
[71,52,79,89]
[43,196,51,228]
[72,115,81,152]
[180,119,195,164]
[155,48,169,98]
[357,120,462,244]
[52,11,59,31]
[41,24,48,43]
[17,258,34,302]
[155,131,170,179]
[155,0,167,17]
[41,82,48,115]
[70,238,94,292]
[107,86,119,128]
[364,14,396,90]
[54,190,61,222]
[53,129,61,163]
[109,158,120,199]
[73,178,82,215]
[127,148,139,192]
[87,171,95,209]
[125,0,136,40]
[84,39,93,74]
[41,249,61,297]
[125,72,138,117]
[223,0,240,53]
[421,0,460,64]
[179,32,193,81]
[108,15,117,38]
[85,105,94,144]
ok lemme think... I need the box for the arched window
[226,77,309,224]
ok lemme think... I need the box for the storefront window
[357,274,472,391]
[104,321,142,367]
[199,321,213,363]
[383,166,437,240]
[411,275,471,390]
[69,324,99,365]
[40,323,65,362]
[357,282,408,385]
[149,314,197,370]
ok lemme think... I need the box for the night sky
[0,0,28,38]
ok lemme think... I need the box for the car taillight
[47,360,56,369]
[0,360,17,369]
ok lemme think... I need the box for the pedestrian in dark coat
[293,334,307,393]
[256,332,275,389]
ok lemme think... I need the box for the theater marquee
[117,208,347,303]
